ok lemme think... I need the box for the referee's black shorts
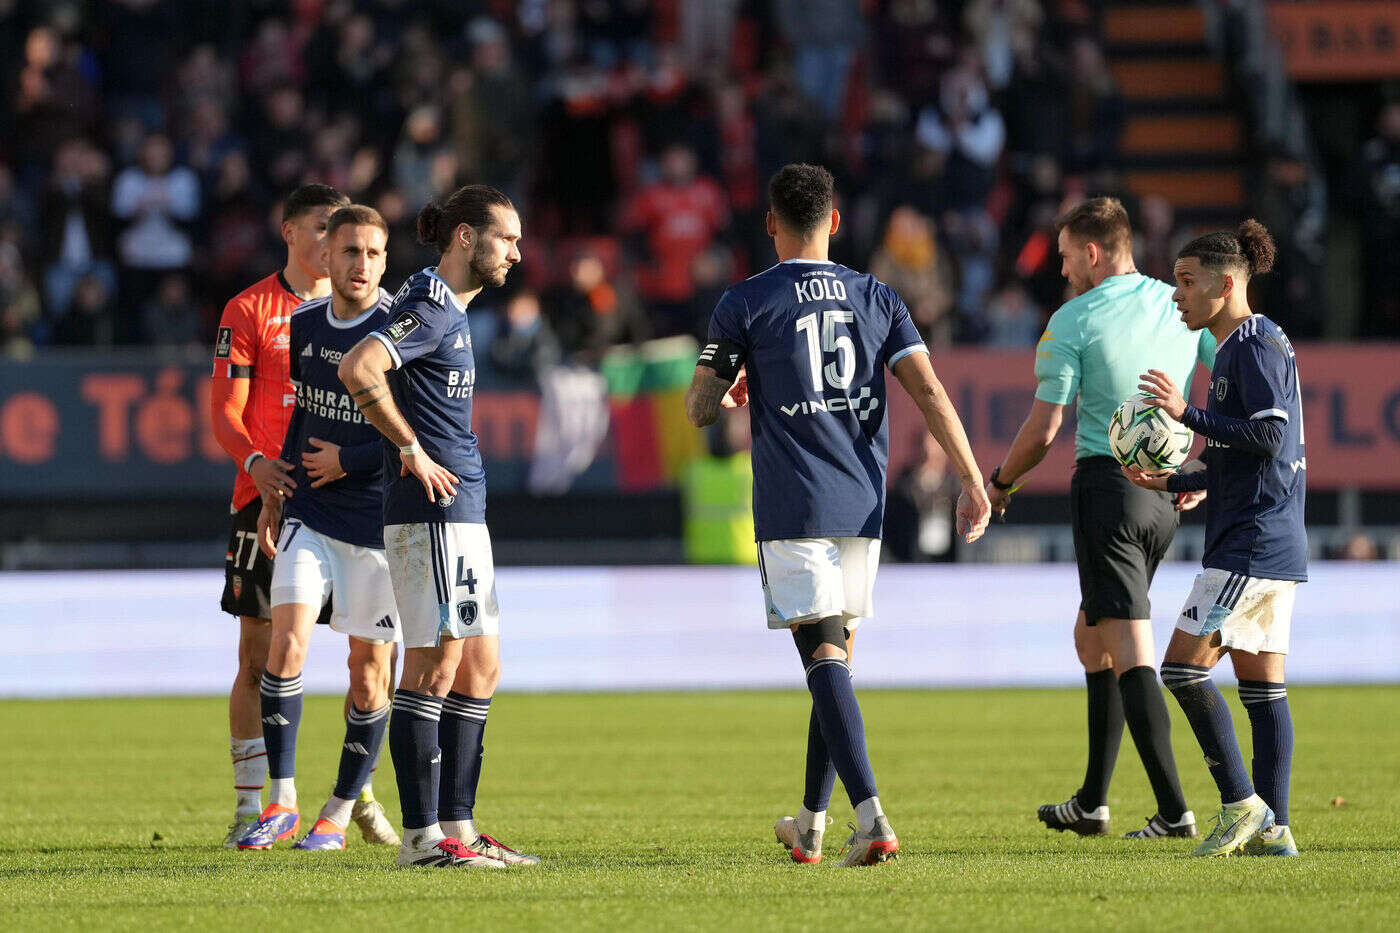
[1070,456,1178,625]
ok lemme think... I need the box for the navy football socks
[333,702,391,802]
[389,689,443,830]
[805,658,877,807]
[1077,669,1124,811]
[1161,662,1254,803]
[802,703,836,814]
[1239,681,1292,825]
[438,692,492,822]
[260,672,303,781]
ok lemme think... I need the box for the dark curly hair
[768,163,835,234]
[1177,219,1277,277]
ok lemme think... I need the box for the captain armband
[698,338,745,382]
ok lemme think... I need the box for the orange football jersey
[211,272,305,510]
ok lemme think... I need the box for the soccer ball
[1108,395,1193,471]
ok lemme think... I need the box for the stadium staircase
[1103,0,1250,225]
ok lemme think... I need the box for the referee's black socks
[1077,669,1124,812]
[1118,665,1188,822]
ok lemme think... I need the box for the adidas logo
[453,334,464,349]
[301,344,312,357]
[1183,607,1198,621]
[262,713,291,726]
[344,742,370,755]
[375,615,394,629]
[430,752,442,764]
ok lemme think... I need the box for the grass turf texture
[3,687,1397,931]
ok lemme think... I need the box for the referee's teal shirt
[1034,273,1217,461]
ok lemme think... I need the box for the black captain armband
[698,339,745,382]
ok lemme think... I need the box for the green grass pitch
[3,687,1398,931]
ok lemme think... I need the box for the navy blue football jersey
[281,290,392,549]
[1190,315,1307,581]
[708,259,927,540]
[369,268,486,526]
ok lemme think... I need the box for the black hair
[416,185,515,254]
[1177,219,1276,276]
[768,163,835,234]
[282,183,350,223]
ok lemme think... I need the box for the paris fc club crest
[456,599,478,627]
[231,575,243,599]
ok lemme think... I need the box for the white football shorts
[758,536,880,631]
[1175,568,1298,655]
[270,519,400,644]
[384,521,500,649]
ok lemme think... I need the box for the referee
[986,198,1215,839]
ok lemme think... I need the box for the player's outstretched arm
[892,352,991,543]
[339,337,459,503]
[684,365,738,428]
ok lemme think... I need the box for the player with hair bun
[338,185,537,869]
[1127,219,1307,857]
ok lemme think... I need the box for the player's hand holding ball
[249,453,296,500]
[399,441,460,503]
[1137,369,1187,421]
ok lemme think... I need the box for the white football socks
[855,796,885,833]
[405,823,446,848]
[230,736,267,816]
[796,808,825,835]
[320,796,355,828]
[440,819,477,842]
[269,777,297,809]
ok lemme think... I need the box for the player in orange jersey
[210,184,349,846]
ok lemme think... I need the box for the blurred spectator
[490,290,562,386]
[203,151,276,319]
[0,224,40,358]
[544,249,650,362]
[980,280,1043,347]
[1133,195,1183,284]
[1339,534,1379,561]
[1254,150,1326,339]
[964,0,1044,92]
[252,87,311,193]
[621,144,729,335]
[1351,102,1400,338]
[13,26,99,173]
[111,133,200,341]
[40,140,116,317]
[450,20,537,200]
[688,246,737,342]
[140,273,202,348]
[1066,37,1124,172]
[775,0,863,120]
[869,207,954,346]
[51,272,115,346]
[872,0,956,103]
[394,105,450,209]
[885,433,961,562]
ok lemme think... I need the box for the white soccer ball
[1108,395,1193,471]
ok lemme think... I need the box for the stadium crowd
[1,0,1396,366]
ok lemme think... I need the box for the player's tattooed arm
[684,366,734,428]
[338,335,459,504]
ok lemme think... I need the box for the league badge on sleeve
[384,313,421,344]
[215,326,233,358]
